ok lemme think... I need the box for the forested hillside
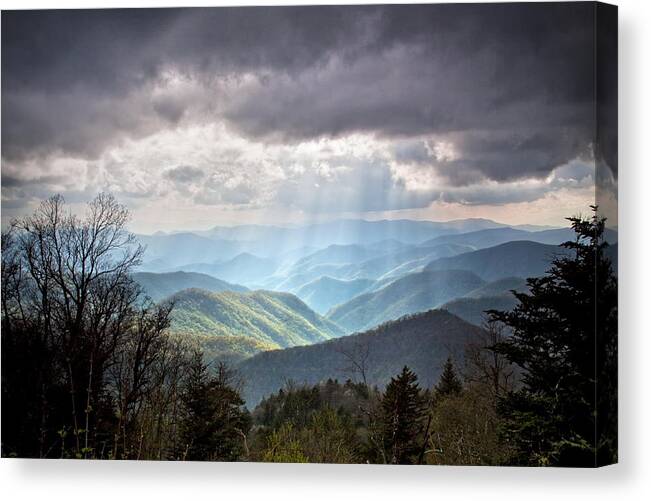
[1,194,617,467]
[167,288,343,348]
[238,309,485,406]
[425,241,570,281]
[441,295,519,327]
[463,277,528,298]
[327,269,485,332]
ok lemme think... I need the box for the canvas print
[1,2,617,466]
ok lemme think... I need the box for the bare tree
[107,301,176,458]
[464,319,516,400]
[7,194,145,457]
[336,339,371,386]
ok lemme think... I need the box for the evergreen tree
[490,208,617,466]
[179,353,251,461]
[379,366,426,464]
[434,357,463,401]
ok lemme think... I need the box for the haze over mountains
[133,271,248,302]
[136,218,541,272]
[295,277,375,315]
[327,269,485,333]
[127,217,618,405]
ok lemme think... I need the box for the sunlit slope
[167,288,344,349]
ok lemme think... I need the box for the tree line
[1,195,617,466]
[1,194,249,459]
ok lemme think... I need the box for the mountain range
[135,218,537,274]
[327,269,486,333]
[424,241,570,281]
[439,277,529,326]
[177,253,279,286]
[134,219,618,295]
[237,309,486,407]
[420,226,618,250]
[128,218,618,401]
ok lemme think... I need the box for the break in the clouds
[1,4,614,230]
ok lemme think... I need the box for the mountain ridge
[237,309,486,407]
[167,288,344,352]
[327,269,485,333]
[132,271,248,302]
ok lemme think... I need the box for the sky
[1,3,617,233]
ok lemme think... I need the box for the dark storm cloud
[2,3,603,185]
[433,128,593,186]
[2,6,381,161]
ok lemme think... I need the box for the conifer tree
[379,366,426,464]
[179,353,251,461]
[434,357,463,401]
[490,208,617,466]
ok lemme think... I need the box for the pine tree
[179,352,251,461]
[434,357,462,401]
[379,366,426,464]
[490,207,617,466]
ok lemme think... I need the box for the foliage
[378,366,427,464]
[0,194,249,460]
[260,409,359,464]
[178,354,251,461]
[237,309,485,407]
[426,385,510,466]
[489,208,617,466]
[251,379,370,463]
[433,357,462,401]
[167,288,343,347]
[261,424,309,463]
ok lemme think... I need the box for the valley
[129,217,618,407]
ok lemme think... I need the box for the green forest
[1,194,617,466]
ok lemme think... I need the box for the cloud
[273,157,432,214]
[1,4,608,228]
[163,165,204,183]
[3,5,601,172]
[0,122,597,232]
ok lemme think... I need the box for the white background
[0,0,649,499]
